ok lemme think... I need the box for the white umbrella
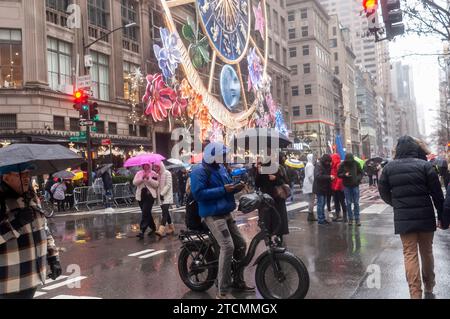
[167,158,183,165]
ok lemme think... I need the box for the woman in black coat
[378,136,445,299]
[255,158,290,242]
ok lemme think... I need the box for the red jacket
[331,153,344,191]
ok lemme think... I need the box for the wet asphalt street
[35,184,450,299]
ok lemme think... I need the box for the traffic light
[380,0,404,40]
[363,0,378,14]
[90,102,99,121]
[80,103,90,120]
[74,89,90,120]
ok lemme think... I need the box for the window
[302,45,309,56]
[281,17,286,39]
[330,38,337,48]
[266,4,271,28]
[91,51,109,100]
[288,28,296,39]
[0,29,23,88]
[301,26,308,37]
[332,27,337,36]
[289,47,297,58]
[47,37,72,91]
[280,0,285,9]
[304,84,312,95]
[0,114,17,130]
[290,65,298,75]
[269,38,273,55]
[46,0,71,11]
[109,122,117,135]
[88,0,108,29]
[334,52,338,61]
[288,11,295,22]
[53,116,65,130]
[303,63,310,74]
[334,66,339,75]
[95,121,105,133]
[70,118,79,131]
[293,106,300,117]
[121,0,138,41]
[275,42,280,62]
[123,61,139,100]
[273,10,279,33]
[300,8,308,19]
[283,48,287,66]
[291,86,299,96]
[305,105,313,115]
[129,124,137,136]
[139,125,148,137]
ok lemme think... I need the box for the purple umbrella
[124,153,165,168]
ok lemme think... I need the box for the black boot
[136,232,144,239]
[307,213,317,222]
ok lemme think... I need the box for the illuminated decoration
[142,73,176,122]
[275,110,288,136]
[0,140,11,147]
[127,67,144,125]
[247,47,263,92]
[220,65,241,110]
[153,28,182,79]
[253,2,265,38]
[159,0,269,129]
[210,120,224,143]
[196,0,251,63]
[363,0,378,13]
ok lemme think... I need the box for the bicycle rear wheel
[255,252,309,299]
[40,200,55,218]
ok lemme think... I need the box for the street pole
[110,143,113,164]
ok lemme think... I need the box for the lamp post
[81,22,137,185]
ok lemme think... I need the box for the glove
[10,207,35,230]
[48,257,62,280]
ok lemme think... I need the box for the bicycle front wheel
[255,252,309,299]
[40,200,55,218]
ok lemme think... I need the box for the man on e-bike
[190,142,255,299]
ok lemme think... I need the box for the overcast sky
[389,34,443,138]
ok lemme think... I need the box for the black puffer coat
[378,136,444,234]
[313,154,332,195]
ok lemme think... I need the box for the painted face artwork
[220,65,241,110]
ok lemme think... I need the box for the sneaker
[348,219,353,225]
[355,219,361,226]
[216,292,234,299]
[424,292,435,299]
[318,220,331,226]
[231,281,256,292]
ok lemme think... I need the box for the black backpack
[185,165,211,232]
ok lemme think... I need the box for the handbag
[273,184,291,200]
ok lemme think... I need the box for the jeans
[400,232,435,299]
[160,204,172,226]
[0,287,37,299]
[333,191,347,218]
[173,193,180,207]
[316,194,327,223]
[288,182,295,202]
[343,187,360,221]
[204,214,247,294]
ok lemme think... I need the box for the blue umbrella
[335,135,345,159]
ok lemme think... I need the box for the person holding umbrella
[0,144,82,299]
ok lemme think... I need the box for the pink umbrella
[124,153,165,168]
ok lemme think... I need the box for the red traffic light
[74,90,82,99]
[363,0,378,12]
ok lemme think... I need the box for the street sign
[79,120,94,126]
[101,139,111,146]
[79,131,86,138]
[91,126,98,132]
[69,136,86,142]
[76,75,91,90]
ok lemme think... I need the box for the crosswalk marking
[128,249,155,257]
[138,250,167,259]
[51,295,102,299]
[41,276,87,291]
[33,291,47,298]
[44,275,68,284]
[360,204,390,214]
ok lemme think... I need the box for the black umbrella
[0,144,84,175]
[368,157,383,164]
[232,128,292,151]
[53,170,75,180]
[96,163,113,176]
[116,167,131,176]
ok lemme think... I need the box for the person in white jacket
[303,154,317,221]
[154,162,174,237]
[133,164,159,238]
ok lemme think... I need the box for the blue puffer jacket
[190,162,237,218]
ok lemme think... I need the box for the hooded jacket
[133,168,159,201]
[337,153,363,187]
[331,153,344,192]
[302,154,314,194]
[379,136,445,234]
[313,154,332,195]
[157,162,173,205]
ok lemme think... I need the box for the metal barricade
[113,182,135,206]
[73,186,105,211]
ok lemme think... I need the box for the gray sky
[389,34,443,137]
